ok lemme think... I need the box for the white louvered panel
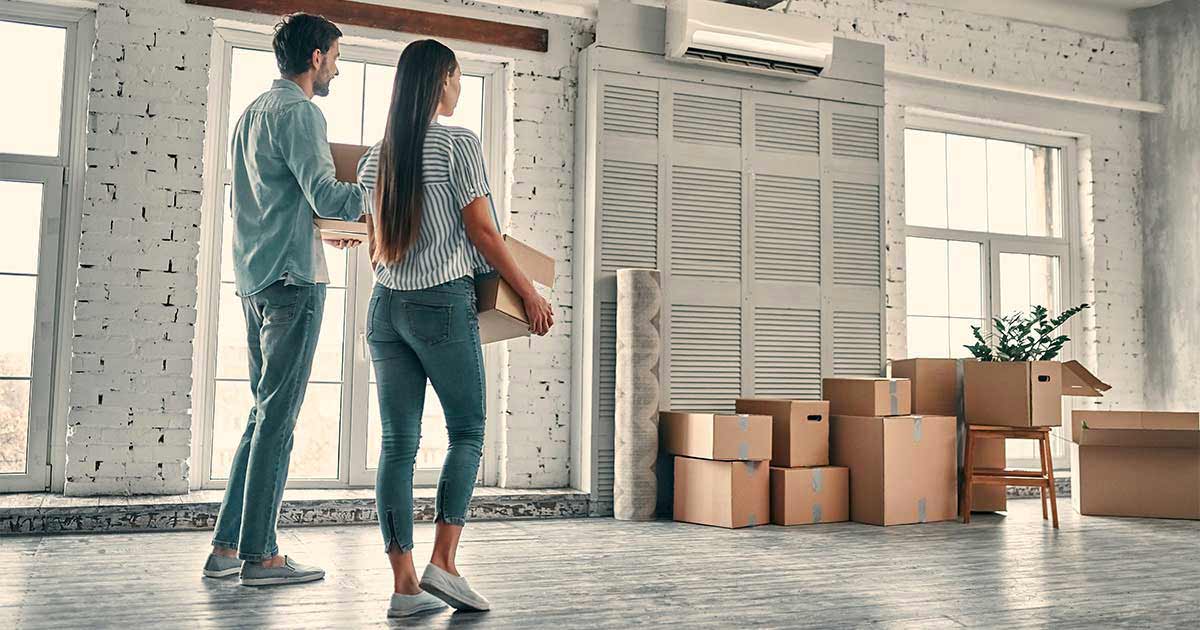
[602,83,658,137]
[753,307,821,399]
[671,166,741,280]
[755,103,819,153]
[597,301,617,508]
[674,92,741,146]
[669,305,741,412]
[832,112,880,160]
[754,175,820,284]
[832,181,881,287]
[833,311,882,376]
[600,160,658,272]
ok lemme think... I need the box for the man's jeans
[212,281,326,561]
[367,277,486,553]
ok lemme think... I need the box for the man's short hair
[272,13,342,77]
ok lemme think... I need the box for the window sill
[0,487,590,536]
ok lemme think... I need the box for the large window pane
[363,63,395,146]
[0,379,31,474]
[367,378,450,471]
[215,283,248,381]
[313,60,365,145]
[986,139,1028,235]
[441,75,486,137]
[945,135,988,231]
[1,21,65,156]
[290,383,342,479]
[949,318,984,358]
[221,185,235,283]
[310,287,345,383]
[947,241,982,318]
[903,129,947,229]
[0,181,45,274]
[905,237,948,317]
[210,380,253,479]
[1026,145,1063,237]
[0,275,37,378]
[907,316,949,359]
[999,253,1060,317]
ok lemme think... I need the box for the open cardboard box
[964,360,1110,427]
[1070,410,1199,519]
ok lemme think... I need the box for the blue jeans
[367,277,486,553]
[212,281,326,561]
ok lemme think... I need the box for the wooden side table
[961,425,1058,528]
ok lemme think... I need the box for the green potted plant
[964,303,1089,361]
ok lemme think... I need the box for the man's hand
[323,238,362,249]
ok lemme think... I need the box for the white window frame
[903,115,1082,464]
[192,27,508,490]
[0,1,92,493]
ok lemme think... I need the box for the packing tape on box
[917,497,927,523]
[737,414,750,430]
[811,503,822,524]
[912,415,923,443]
[738,442,749,459]
[748,513,758,527]
[811,468,823,492]
[889,380,899,415]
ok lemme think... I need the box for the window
[193,29,505,489]
[904,122,1076,465]
[0,5,90,492]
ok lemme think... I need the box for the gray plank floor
[1,499,1197,629]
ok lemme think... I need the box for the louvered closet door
[593,72,662,513]
[663,81,744,413]
[822,101,885,377]
[748,92,824,399]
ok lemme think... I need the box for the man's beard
[314,77,331,97]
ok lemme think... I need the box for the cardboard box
[890,358,1006,512]
[314,218,367,243]
[964,360,1110,428]
[735,399,829,467]
[476,235,555,344]
[823,377,911,417]
[1070,411,1200,520]
[674,456,769,528]
[660,412,772,461]
[830,414,957,526]
[770,466,849,525]
[330,142,370,183]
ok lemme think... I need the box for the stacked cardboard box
[736,399,848,526]
[891,359,1006,513]
[825,377,958,526]
[660,412,772,528]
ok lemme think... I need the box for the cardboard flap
[329,143,370,183]
[503,235,555,287]
[1061,360,1111,397]
[1072,411,1200,448]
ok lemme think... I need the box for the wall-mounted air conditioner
[665,0,834,79]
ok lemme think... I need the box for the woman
[357,39,554,617]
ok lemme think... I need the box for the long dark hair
[374,40,459,265]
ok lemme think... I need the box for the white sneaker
[388,591,447,618]
[419,564,491,611]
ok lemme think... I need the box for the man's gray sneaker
[239,556,325,587]
[387,591,447,618]
[203,553,242,578]
[419,564,490,611]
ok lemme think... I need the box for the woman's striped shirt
[356,123,494,290]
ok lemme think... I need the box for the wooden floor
[1,499,1197,629]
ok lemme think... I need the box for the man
[202,13,365,586]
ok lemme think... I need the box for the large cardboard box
[660,412,772,461]
[735,399,829,467]
[964,360,1110,428]
[1070,411,1200,520]
[891,358,1006,512]
[475,236,555,344]
[674,457,769,528]
[770,466,849,525]
[830,414,958,526]
[330,142,370,182]
[823,377,911,417]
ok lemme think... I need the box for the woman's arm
[462,197,553,336]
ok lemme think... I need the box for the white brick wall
[781,0,1145,408]
[65,0,212,495]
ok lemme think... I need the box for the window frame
[903,115,1082,463]
[192,27,508,490]
[0,1,92,493]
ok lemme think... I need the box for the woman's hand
[522,289,554,336]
